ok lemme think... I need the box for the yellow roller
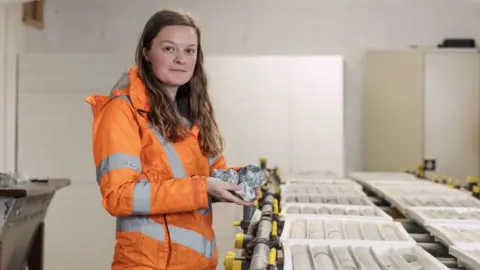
[232,260,243,270]
[233,221,240,227]
[473,185,479,199]
[454,179,461,189]
[271,221,278,236]
[447,178,453,188]
[268,248,277,265]
[273,199,279,214]
[224,251,236,270]
[273,167,280,176]
[234,233,244,249]
[441,175,447,184]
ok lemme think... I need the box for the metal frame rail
[226,173,467,270]
[365,188,466,270]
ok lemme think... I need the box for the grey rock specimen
[212,165,266,202]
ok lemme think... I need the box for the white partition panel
[16,53,344,270]
[18,54,345,179]
[290,56,344,174]
[206,56,292,171]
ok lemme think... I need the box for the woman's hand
[206,177,252,206]
[255,188,261,201]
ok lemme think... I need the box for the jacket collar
[111,66,199,136]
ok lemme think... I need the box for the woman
[86,9,253,270]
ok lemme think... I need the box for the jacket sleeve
[92,98,208,217]
[209,155,243,174]
[209,155,228,173]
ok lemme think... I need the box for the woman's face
[146,25,198,87]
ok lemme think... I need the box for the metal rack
[365,188,466,270]
[224,170,476,270]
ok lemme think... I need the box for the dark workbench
[0,178,70,270]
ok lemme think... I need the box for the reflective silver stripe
[149,117,215,257]
[116,95,131,103]
[114,94,215,258]
[150,126,187,178]
[181,116,193,129]
[116,216,215,259]
[102,95,152,214]
[198,197,212,215]
[133,178,151,214]
[208,155,221,166]
[117,216,165,241]
[110,72,130,96]
[169,225,215,258]
[150,125,210,216]
[96,153,141,183]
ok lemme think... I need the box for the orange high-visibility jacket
[86,67,227,270]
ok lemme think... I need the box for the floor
[42,182,243,270]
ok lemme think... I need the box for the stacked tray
[426,223,480,246]
[280,171,340,184]
[281,203,392,221]
[449,245,480,270]
[374,185,465,202]
[405,207,480,226]
[362,180,440,198]
[387,195,480,214]
[280,217,414,244]
[281,177,361,187]
[283,241,450,270]
[349,172,418,187]
[280,183,363,195]
[281,193,374,207]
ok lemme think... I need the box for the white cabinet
[363,49,480,181]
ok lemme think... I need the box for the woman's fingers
[218,182,242,191]
[220,190,252,206]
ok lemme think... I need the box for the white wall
[0,4,23,173]
[12,0,480,268]
[26,0,480,173]
[17,54,344,270]
[0,3,44,173]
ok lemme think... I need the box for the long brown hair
[135,9,224,157]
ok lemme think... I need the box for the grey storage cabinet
[363,48,480,181]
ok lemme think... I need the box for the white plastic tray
[282,170,339,178]
[426,223,480,246]
[281,183,364,196]
[282,177,359,186]
[449,244,480,270]
[381,188,468,206]
[362,180,439,197]
[281,193,375,207]
[349,171,419,181]
[349,172,419,185]
[404,207,480,226]
[283,241,449,270]
[388,195,480,214]
[281,203,392,221]
[375,185,465,198]
[280,171,340,184]
[280,216,414,244]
